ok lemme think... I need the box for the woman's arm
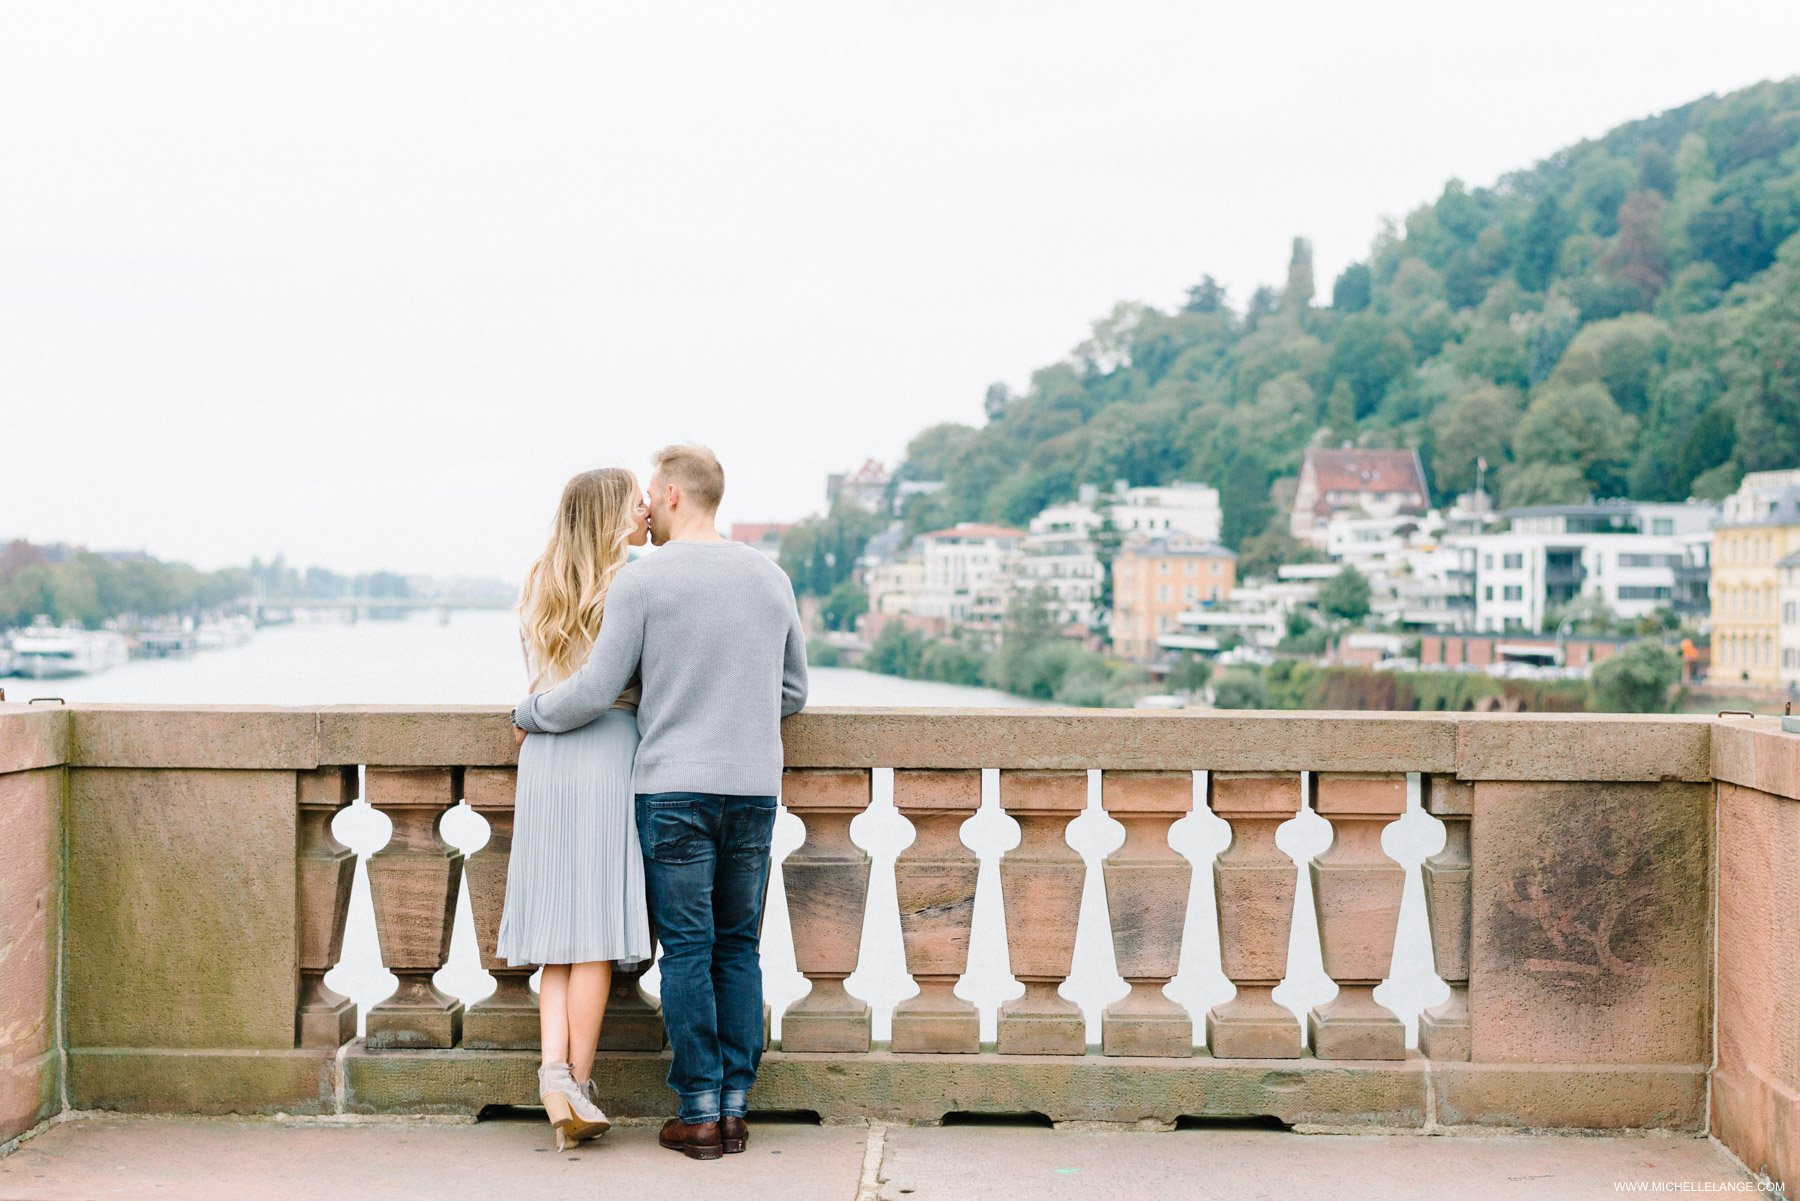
[511,572,647,733]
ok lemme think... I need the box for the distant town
[0,541,513,683]
[726,453,1800,713]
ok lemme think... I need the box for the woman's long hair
[517,467,639,689]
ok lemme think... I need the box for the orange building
[1111,535,1236,661]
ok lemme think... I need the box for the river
[14,610,1447,1050]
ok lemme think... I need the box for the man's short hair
[653,443,725,513]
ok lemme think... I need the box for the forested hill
[891,76,1800,561]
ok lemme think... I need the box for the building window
[1617,586,1672,600]
[1156,586,1170,602]
[1502,553,1522,570]
[1484,554,1494,570]
[1653,518,1674,535]
[1484,586,1493,601]
[1210,561,1220,574]
[1158,562,1171,576]
[1503,585,1523,601]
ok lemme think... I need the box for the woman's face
[627,491,651,546]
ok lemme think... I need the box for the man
[511,443,808,1161]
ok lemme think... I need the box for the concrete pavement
[0,1113,1767,1201]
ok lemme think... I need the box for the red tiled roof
[1303,449,1428,514]
[730,522,790,544]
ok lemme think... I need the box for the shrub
[1211,666,1269,709]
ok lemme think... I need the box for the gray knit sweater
[510,539,809,796]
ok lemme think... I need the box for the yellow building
[1711,478,1800,687]
[1112,535,1236,662]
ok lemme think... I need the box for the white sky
[4,2,1797,582]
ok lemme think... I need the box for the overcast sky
[4,3,1797,582]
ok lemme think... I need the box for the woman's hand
[513,725,528,748]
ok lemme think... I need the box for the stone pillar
[460,767,536,1049]
[1307,772,1406,1060]
[1101,771,1193,1057]
[295,766,357,1048]
[596,958,666,1051]
[365,767,464,1049]
[1418,775,1472,1060]
[780,769,873,1053]
[998,771,1087,1055]
[1206,772,1302,1059]
[891,769,981,1054]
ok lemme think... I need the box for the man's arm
[780,576,809,717]
[512,572,646,733]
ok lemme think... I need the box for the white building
[865,557,925,617]
[1110,481,1223,543]
[825,459,892,514]
[1290,448,1430,547]
[1779,552,1800,689]
[913,523,1026,623]
[1017,502,1104,629]
[1463,502,1720,633]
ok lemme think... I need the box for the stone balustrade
[0,703,1792,1194]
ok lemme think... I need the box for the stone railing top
[1710,715,1800,798]
[0,703,1723,782]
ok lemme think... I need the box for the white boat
[196,614,254,649]
[10,617,129,679]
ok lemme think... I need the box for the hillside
[849,77,1800,578]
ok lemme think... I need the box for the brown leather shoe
[721,1115,748,1154]
[659,1116,723,1161]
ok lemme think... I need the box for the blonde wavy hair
[517,467,640,689]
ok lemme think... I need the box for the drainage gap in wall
[941,1111,1055,1128]
[1173,1114,1290,1131]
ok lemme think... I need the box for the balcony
[0,704,1792,1196]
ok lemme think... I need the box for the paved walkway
[0,1114,1768,1201]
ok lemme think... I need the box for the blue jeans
[636,791,777,1125]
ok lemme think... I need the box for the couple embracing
[498,443,808,1160]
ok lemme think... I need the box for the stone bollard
[1307,772,1407,1060]
[460,767,538,1049]
[365,767,464,1049]
[780,769,874,1053]
[997,771,1087,1055]
[891,769,981,1054]
[1418,775,1472,1060]
[1206,771,1302,1059]
[1100,771,1194,1057]
[295,766,358,1048]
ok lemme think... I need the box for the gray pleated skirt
[495,707,652,969]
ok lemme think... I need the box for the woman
[497,467,654,1151]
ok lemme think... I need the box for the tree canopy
[852,78,1800,570]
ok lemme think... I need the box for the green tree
[1332,263,1372,312]
[1328,314,1414,419]
[1587,640,1680,713]
[1283,236,1315,315]
[1164,651,1213,693]
[1182,274,1228,314]
[1512,381,1638,494]
[820,579,868,632]
[1498,461,1589,508]
[1428,382,1522,495]
[1317,565,1372,622]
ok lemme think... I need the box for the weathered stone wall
[0,704,1765,1141]
[0,707,68,1146]
[1711,719,1800,1197]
